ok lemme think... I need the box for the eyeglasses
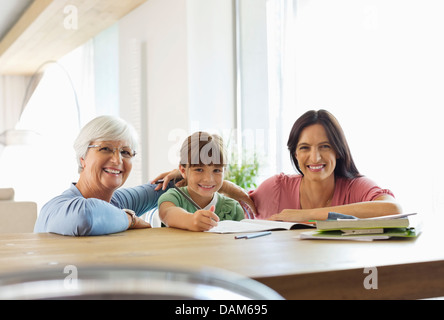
[88,144,136,159]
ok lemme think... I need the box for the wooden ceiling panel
[0,0,147,75]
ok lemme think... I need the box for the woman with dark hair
[287,109,360,179]
[232,109,402,222]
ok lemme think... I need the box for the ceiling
[0,0,147,75]
[0,0,34,42]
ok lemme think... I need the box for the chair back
[0,188,37,233]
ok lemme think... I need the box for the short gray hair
[73,115,139,173]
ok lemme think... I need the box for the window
[0,42,95,210]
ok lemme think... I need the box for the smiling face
[180,164,224,207]
[79,140,133,196]
[295,124,338,182]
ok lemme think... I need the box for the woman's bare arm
[269,195,402,222]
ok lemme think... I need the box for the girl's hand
[190,205,219,232]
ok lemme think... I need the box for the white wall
[118,0,236,185]
[94,24,119,117]
[187,0,235,133]
[119,0,189,185]
[237,0,272,181]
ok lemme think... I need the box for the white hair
[73,115,139,173]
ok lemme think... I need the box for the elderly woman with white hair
[34,115,182,236]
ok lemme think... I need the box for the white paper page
[206,220,272,234]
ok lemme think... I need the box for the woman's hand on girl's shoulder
[151,169,182,190]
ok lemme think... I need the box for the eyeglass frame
[87,144,137,159]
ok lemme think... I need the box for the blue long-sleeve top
[34,183,167,236]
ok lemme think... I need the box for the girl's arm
[159,202,219,232]
[269,195,402,222]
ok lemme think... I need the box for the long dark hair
[287,109,361,179]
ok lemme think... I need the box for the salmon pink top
[248,173,394,219]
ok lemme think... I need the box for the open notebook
[206,219,314,234]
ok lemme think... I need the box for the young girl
[158,132,244,231]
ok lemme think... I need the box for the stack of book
[300,213,419,241]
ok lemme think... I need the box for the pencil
[235,231,272,240]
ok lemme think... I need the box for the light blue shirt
[34,183,167,236]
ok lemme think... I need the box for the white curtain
[265,0,297,174]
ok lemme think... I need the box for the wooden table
[0,221,443,300]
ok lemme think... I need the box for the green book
[300,227,419,241]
